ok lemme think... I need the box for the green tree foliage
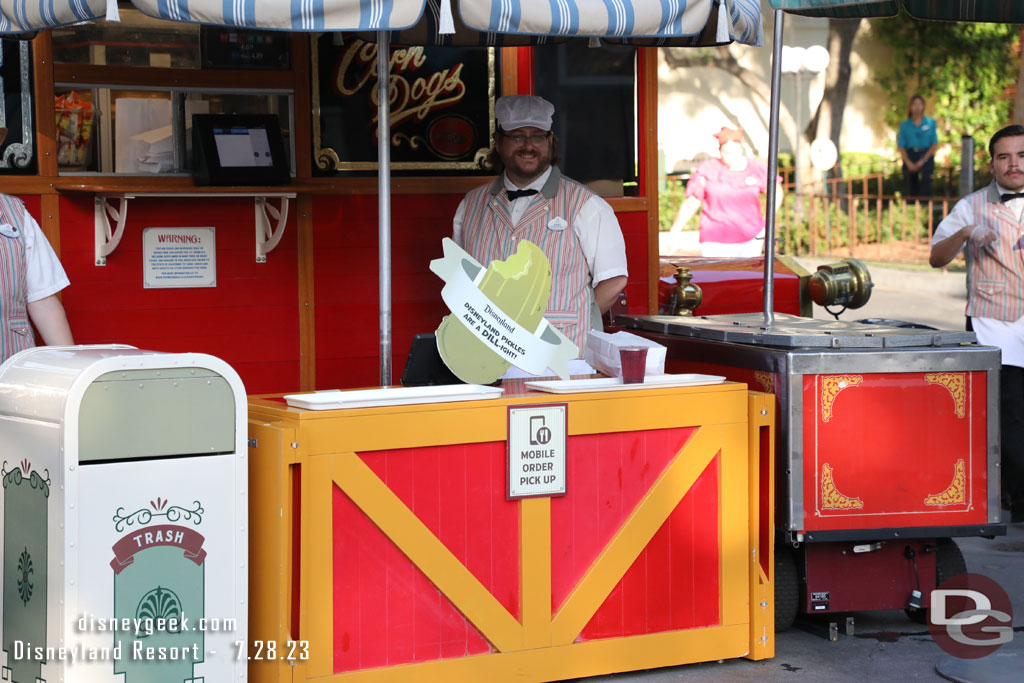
[870,12,1018,170]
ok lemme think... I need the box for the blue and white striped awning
[1,0,764,46]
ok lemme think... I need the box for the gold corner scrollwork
[924,372,967,418]
[820,463,864,510]
[754,371,774,394]
[924,459,966,506]
[820,375,862,423]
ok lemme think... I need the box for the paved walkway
[658,229,970,331]
[577,524,1024,682]
[792,256,968,331]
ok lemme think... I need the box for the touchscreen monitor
[192,114,290,186]
[400,333,463,387]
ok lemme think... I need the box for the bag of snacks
[55,91,94,168]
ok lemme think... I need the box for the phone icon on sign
[530,416,552,445]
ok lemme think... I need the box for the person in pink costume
[668,127,782,257]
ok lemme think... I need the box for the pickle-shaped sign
[430,238,579,383]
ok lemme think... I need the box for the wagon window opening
[534,44,639,198]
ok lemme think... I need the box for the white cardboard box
[584,330,667,378]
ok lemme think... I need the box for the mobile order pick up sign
[507,404,567,499]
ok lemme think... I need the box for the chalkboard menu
[312,36,496,175]
[201,26,290,70]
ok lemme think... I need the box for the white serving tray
[524,373,725,394]
[283,384,503,410]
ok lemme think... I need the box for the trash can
[0,346,247,683]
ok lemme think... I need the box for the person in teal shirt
[897,94,939,198]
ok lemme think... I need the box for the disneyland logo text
[11,640,201,663]
[77,612,237,636]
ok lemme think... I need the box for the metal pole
[794,72,803,222]
[377,30,393,385]
[959,135,975,197]
[763,10,785,328]
[825,169,832,252]
[961,134,975,305]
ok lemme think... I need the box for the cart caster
[905,538,967,624]
[775,545,800,632]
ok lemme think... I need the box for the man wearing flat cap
[452,95,628,355]
[0,126,74,362]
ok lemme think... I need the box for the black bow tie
[506,188,538,200]
[1001,192,1024,203]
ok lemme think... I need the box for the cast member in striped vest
[452,95,628,357]
[0,127,73,362]
[930,124,1024,522]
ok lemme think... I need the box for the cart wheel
[905,538,967,624]
[775,546,800,632]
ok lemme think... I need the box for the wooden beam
[33,31,58,177]
[297,194,316,391]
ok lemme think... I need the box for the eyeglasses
[504,132,550,146]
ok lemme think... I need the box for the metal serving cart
[622,312,1005,629]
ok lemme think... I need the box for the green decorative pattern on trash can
[110,498,206,682]
[2,460,49,683]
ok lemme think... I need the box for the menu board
[312,36,496,175]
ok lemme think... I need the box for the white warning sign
[507,404,567,499]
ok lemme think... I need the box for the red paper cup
[619,346,648,384]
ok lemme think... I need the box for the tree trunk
[807,19,862,160]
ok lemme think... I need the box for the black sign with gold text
[312,36,496,175]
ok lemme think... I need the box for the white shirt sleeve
[22,210,70,302]
[452,198,468,247]
[930,197,975,256]
[574,195,628,286]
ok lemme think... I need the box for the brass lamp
[808,258,873,309]
[669,266,703,316]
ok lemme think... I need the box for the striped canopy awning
[771,0,1024,22]
[0,0,764,46]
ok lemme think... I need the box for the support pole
[378,30,393,385]
[763,10,786,327]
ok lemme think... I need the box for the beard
[501,147,552,184]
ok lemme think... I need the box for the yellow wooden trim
[746,392,776,661]
[719,419,750,628]
[520,497,551,649]
[550,424,723,645]
[303,454,336,678]
[564,385,746,437]
[301,403,509,453]
[283,384,747,456]
[247,420,298,683]
[332,452,524,652]
[312,623,749,683]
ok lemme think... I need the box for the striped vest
[965,184,1024,322]
[458,167,596,353]
[0,195,36,362]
